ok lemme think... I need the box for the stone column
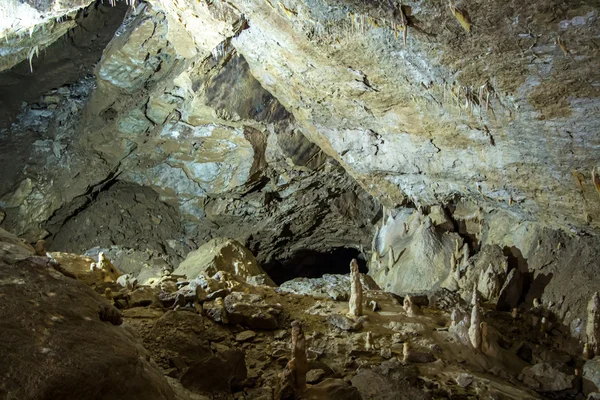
[349,259,363,318]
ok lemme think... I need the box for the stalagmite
[403,295,419,316]
[365,331,373,351]
[450,252,457,275]
[98,252,119,279]
[276,359,296,399]
[291,320,308,390]
[349,259,363,318]
[103,287,113,303]
[469,299,482,351]
[402,342,411,363]
[586,292,600,357]
[462,244,470,270]
[471,283,479,306]
[480,321,490,354]
[583,343,593,360]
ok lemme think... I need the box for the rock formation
[469,299,482,352]
[291,320,308,390]
[348,258,363,318]
[1,0,600,398]
[403,295,420,317]
[587,292,600,358]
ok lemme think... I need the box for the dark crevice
[456,220,480,253]
[503,246,531,306]
[263,247,367,285]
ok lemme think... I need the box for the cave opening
[263,247,368,285]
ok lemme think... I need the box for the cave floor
[122,276,580,400]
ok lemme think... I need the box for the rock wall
[0,1,378,272]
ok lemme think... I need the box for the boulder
[84,246,174,280]
[204,298,229,324]
[224,292,284,330]
[459,245,508,302]
[327,314,363,331]
[306,369,326,384]
[370,211,461,294]
[0,230,175,400]
[477,264,503,302]
[174,238,275,285]
[128,287,158,307]
[429,205,454,231]
[0,227,35,262]
[117,273,138,289]
[247,274,277,286]
[47,251,122,286]
[235,330,257,342]
[519,363,575,392]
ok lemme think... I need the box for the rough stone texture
[351,360,430,400]
[370,209,461,294]
[0,0,100,73]
[497,268,525,312]
[224,292,284,330]
[0,2,128,129]
[0,1,378,279]
[118,244,550,400]
[461,245,507,302]
[584,357,600,395]
[480,210,600,337]
[227,0,600,235]
[519,363,575,392]
[0,229,176,400]
[174,237,274,285]
[279,273,380,300]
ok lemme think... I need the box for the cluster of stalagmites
[17,234,600,399]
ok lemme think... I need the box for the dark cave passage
[263,247,368,285]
